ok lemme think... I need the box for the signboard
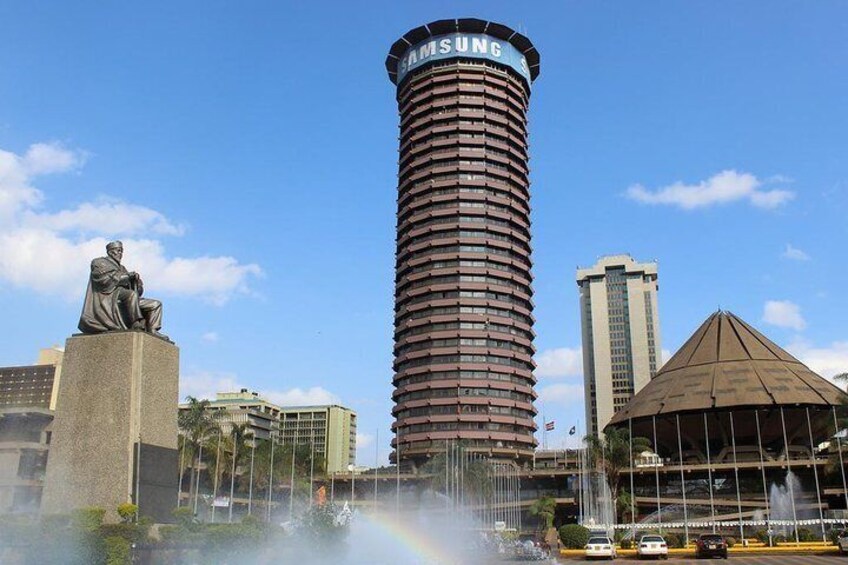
[397,33,531,85]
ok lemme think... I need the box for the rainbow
[352,511,469,564]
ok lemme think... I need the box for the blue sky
[1,1,846,464]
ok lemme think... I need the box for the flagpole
[374,428,379,511]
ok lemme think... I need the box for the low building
[279,405,356,475]
[0,347,63,514]
[184,389,283,442]
[179,391,357,475]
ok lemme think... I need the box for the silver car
[837,530,848,555]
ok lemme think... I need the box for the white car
[637,535,668,560]
[585,536,617,560]
[837,530,848,555]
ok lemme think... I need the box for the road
[555,556,843,564]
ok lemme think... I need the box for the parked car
[694,533,728,559]
[836,530,848,555]
[585,536,617,560]
[637,534,668,560]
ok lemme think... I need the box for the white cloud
[762,300,806,331]
[179,370,241,402]
[265,387,340,407]
[537,383,584,406]
[24,200,185,236]
[626,170,794,210]
[536,347,582,378]
[786,339,848,381]
[0,141,261,303]
[201,331,219,343]
[661,348,673,365]
[23,142,87,175]
[180,370,341,408]
[356,433,374,449]
[782,244,811,261]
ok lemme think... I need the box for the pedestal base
[41,331,179,522]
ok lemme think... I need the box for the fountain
[768,470,808,535]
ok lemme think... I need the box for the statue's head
[106,240,124,263]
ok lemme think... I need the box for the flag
[545,420,555,431]
[569,426,576,435]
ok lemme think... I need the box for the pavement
[555,556,844,564]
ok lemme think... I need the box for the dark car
[695,534,728,559]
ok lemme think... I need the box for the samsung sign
[397,33,531,85]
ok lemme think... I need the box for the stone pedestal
[42,331,179,523]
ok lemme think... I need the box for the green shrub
[725,536,736,548]
[100,523,149,544]
[558,524,590,549]
[619,538,632,549]
[72,507,106,531]
[116,503,138,523]
[828,529,843,545]
[104,536,131,565]
[664,532,684,548]
[796,528,816,542]
[242,513,263,527]
[172,506,194,525]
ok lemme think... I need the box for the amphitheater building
[605,311,848,541]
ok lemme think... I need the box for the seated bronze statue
[78,241,167,340]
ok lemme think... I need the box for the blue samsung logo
[397,33,531,85]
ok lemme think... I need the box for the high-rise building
[386,19,541,464]
[576,255,661,437]
[0,347,63,514]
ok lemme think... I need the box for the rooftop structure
[609,310,843,427]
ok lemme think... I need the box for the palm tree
[224,423,252,522]
[585,427,652,522]
[528,496,557,532]
[177,396,218,507]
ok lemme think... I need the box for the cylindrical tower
[386,19,541,466]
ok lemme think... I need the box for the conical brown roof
[607,311,846,426]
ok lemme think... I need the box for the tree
[559,523,590,549]
[177,397,218,506]
[528,496,556,531]
[223,423,252,521]
[585,427,652,522]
